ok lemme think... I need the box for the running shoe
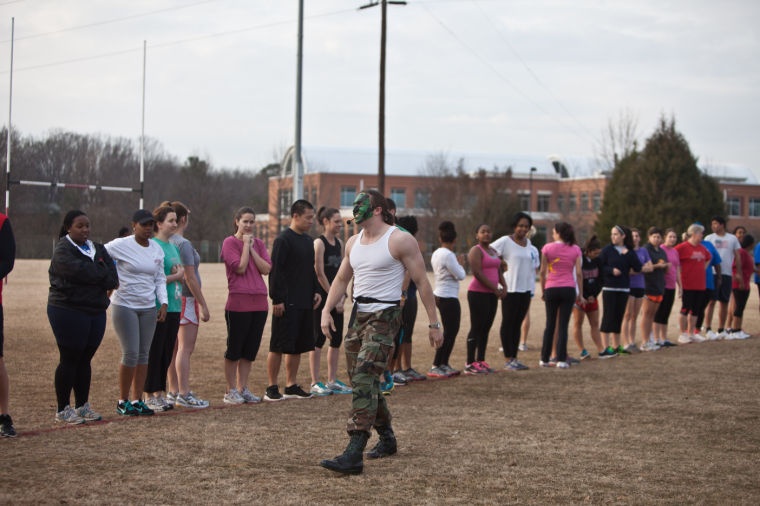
[224,388,245,404]
[661,339,677,347]
[539,360,555,367]
[512,359,530,370]
[310,382,333,396]
[391,371,408,386]
[677,333,692,344]
[556,361,570,369]
[691,333,707,343]
[549,358,558,366]
[327,380,352,394]
[427,366,448,378]
[264,385,283,402]
[478,361,494,373]
[175,393,208,409]
[579,349,590,360]
[717,330,729,340]
[381,379,394,396]
[503,360,521,371]
[518,343,529,351]
[283,384,313,399]
[131,400,155,415]
[440,364,461,376]
[240,387,262,403]
[55,405,85,425]
[625,344,640,354]
[0,414,16,438]
[566,356,581,365]
[464,364,484,375]
[734,330,751,339]
[640,342,658,352]
[598,347,618,359]
[144,396,167,412]
[76,402,102,421]
[165,392,177,406]
[116,400,139,416]
[705,330,719,340]
[403,368,427,381]
[616,345,631,355]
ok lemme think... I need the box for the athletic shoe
[518,343,529,351]
[165,392,176,406]
[504,360,521,371]
[677,333,693,344]
[144,396,167,412]
[464,364,484,375]
[733,330,751,340]
[616,345,631,355]
[512,359,530,370]
[705,330,719,340]
[131,400,154,415]
[116,400,139,416]
[403,368,427,381]
[155,395,173,411]
[0,414,16,438]
[175,393,208,409]
[625,344,640,353]
[470,362,489,374]
[310,382,333,396]
[566,356,581,365]
[640,342,658,352]
[427,366,448,378]
[327,380,352,394]
[598,347,618,359]
[478,361,494,373]
[188,391,209,407]
[717,331,729,340]
[440,364,461,376]
[556,361,570,369]
[283,384,313,399]
[391,371,408,386]
[661,339,677,347]
[579,349,590,360]
[691,333,707,343]
[539,360,555,367]
[55,405,85,425]
[264,385,283,402]
[380,379,394,396]
[224,388,245,405]
[240,387,262,403]
[549,358,558,366]
[76,402,102,421]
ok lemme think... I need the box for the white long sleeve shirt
[105,236,168,309]
[431,247,466,298]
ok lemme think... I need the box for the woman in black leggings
[47,210,119,424]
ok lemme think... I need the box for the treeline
[0,128,275,259]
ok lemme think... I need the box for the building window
[537,194,550,212]
[414,188,431,209]
[340,186,356,208]
[568,193,577,212]
[726,196,741,217]
[278,189,292,215]
[390,188,406,209]
[556,194,565,213]
[519,193,530,211]
[749,198,760,217]
[592,191,601,212]
[580,192,589,211]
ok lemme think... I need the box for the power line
[0,7,356,75]
[0,0,226,44]
[0,0,25,6]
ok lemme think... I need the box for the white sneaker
[176,392,209,409]
[55,405,85,425]
[240,387,262,403]
[556,361,570,369]
[310,382,333,396]
[717,331,729,340]
[144,396,167,412]
[518,343,528,351]
[641,342,656,352]
[76,402,102,421]
[678,333,693,344]
[705,330,719,340]
[691,333,707,342]
[224,388,245,405]
[734,330,751,340]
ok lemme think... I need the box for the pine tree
[595,115,723,242]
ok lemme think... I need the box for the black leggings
[144,312,180,394]
[47,306,106,412]
[500,291,531,359]
[600,290,629,334]
[733,289,750,318]
[653,288,676,325]
[466,291,497,364]
[541,287,575,363]
[434,297,460,366]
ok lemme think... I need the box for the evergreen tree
[595,116,723,242]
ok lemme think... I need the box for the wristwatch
[428,322,442,329]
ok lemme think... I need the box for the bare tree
[595,108,640,172]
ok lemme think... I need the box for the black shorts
[629,287,645,299]
[705,288,715,302]
[732,289,750,318]
[715,275,732,303]
[270,306,314,355]
[225,310,267,361]
[314,307,344,349]
[653,288,676,325]
[395,296,418,347]
[680,289,705,315]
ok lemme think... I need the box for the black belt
[354,296,401,306]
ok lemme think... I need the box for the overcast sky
[0,0,758,175]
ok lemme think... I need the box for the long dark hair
[583,234,601,255]
[555,222,575,245]
[59,210,87,239]
[620,225,634,250]
[366,189,394,225]
[317,206,340,229]
[152,205,176,232]
[233,207,256,234]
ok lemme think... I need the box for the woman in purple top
[621,228,653,353]
[653,228,682,347]
[539,222,583,368]
[220,207,272,405]
[464,224,504,374]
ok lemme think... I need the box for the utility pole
[359,0,406,196]
[294,0,305,201]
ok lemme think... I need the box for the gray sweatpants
[111,304,157,367]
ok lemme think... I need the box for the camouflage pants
[345,305,402,433]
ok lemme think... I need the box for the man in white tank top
[319,190,443,475]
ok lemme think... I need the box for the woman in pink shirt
[653,228,681,347]
[539,222,583,368]
[220,207,272,404]
[465,224,505,374]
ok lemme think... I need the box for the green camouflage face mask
[352,192,373,224]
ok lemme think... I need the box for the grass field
[1,259,759,504]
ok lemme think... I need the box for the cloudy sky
[0,0,758,174]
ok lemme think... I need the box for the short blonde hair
[686,223,704,238]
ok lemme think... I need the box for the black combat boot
[366,424,397,459]
[320,431,370,475]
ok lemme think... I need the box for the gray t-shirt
[170,234,200,297]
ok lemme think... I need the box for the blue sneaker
[327,380,352,394]
[380,371,394,396]
[580,349,590,360]
[310,382,333,396]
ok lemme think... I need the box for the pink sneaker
[477,361,494,373]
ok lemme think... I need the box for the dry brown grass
[1,259,759,504]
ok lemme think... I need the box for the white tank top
[350,225,406,312]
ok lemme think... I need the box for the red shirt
[732,248,752,289]
[675,241,711,291]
